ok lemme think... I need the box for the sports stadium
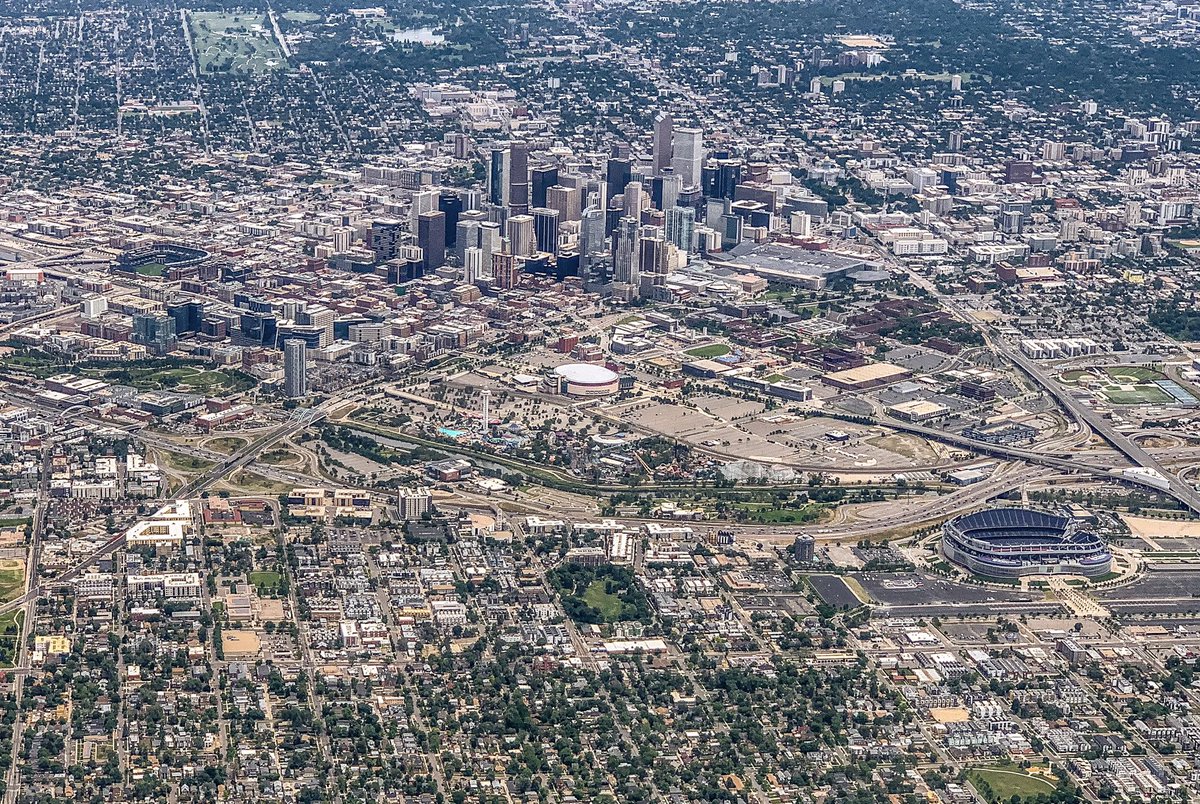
[941,507,1112,579]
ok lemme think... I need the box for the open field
[0,560,23,603]
[82,363,254,394]
[161,451,215,473]
[684,343,731,359]
[208,436,248,454]
[190,11,286,75]
[967,767,1057,802]
[249,571,282,593]
[582,580,624,620]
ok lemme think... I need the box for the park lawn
[738,504,827,524]
[249,571,282,590]
[967,768,1057,802]
[685,343,732,359]
[0,610,24,667]
[582,580,624,621]
[83,364,254,394]
[190,11,285,75]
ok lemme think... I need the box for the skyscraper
[612,216,640,288]
[493,249,518,290]
[652,111,674,176]
[665,206,695,253]
[660,173,682,212]
[508,141,530,214]
[671,127,704,189]
[488,147,510,207]
[623,181,644,220]
[369,218,404,261]
[605,158,631,205]
[479,221,503,257]
[506,214,535,258]
[463,247,485,284]
[132,313,177,356]
[580,206,606,259]
[437,191,463,246]
[545,185,581,222]
[417,210,446,272]
[411,188,439,231]
[283,338,307,398]
[531,165,558,208]
[532,207,560,254]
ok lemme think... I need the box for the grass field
[229,472,291,494]
[731,502,827,524]
[261,448,299,465]
[281,11,320,22]
[83,364,254,394]
[134,262,165,277]
[684,344,731,359]
[967,768,1057,803]
[208,436,248,454]
[162,451,215,473]
[1101,386,1174,405]
[190,11,286,75]
[0,561,24,603]
[582,580,624,620]
[249,570,282,592]
[1106,366,1166,382]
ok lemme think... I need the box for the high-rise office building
[665,207,695,253]
[545,185,581,222]
[660,173,682,212]
[438,191,463,246]
[417,210,447,272]
[612,216,640,288]
[652,111,674,176]
[488,147,510,207]
[479,220,503,257]
[455,217,482,265]
[580,207,606,258]
[411,188,439,231]
[463,247,485,283]
[283,338,307,398]
[167,300,205,335]
[532,207,560,254]
[531,165,558,208]
[671,127,704,189]
[623,181,644,219]
[506,214,535,258]
[638,229,669,297]
[605,158,631,205]
[508,141,530,214]
[369,218,404,261]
